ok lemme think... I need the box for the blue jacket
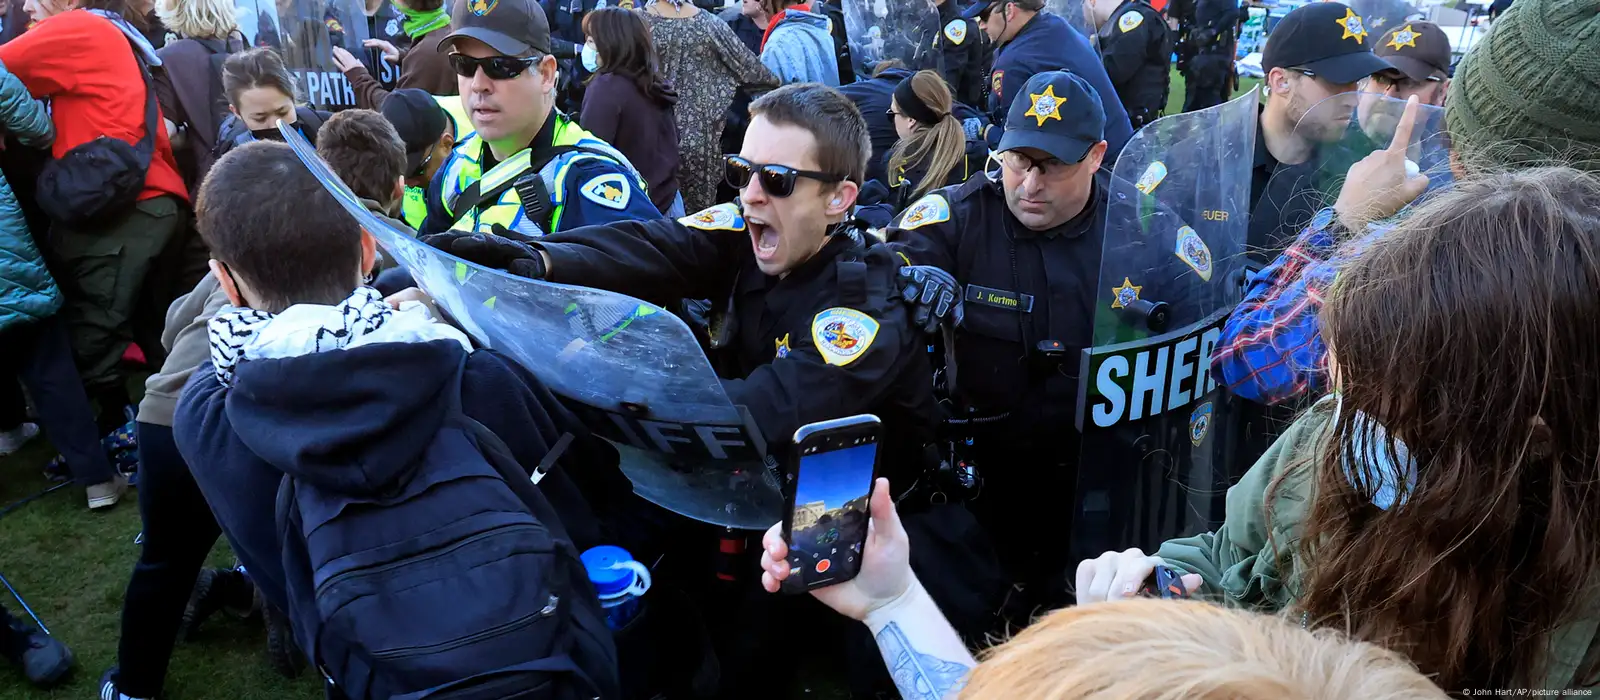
[761,9,840,86]
[0,59,56,335]
[175,340,626,625]
[986,11,1132,161]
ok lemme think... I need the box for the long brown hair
[887,70,968,201]
[582,8,666,99]
[1295,167,1600,691]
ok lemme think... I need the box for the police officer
[964,0,1133,159]
[417,0,661,238]
[888,70,1111,616]
[934,0,985,107]
[425,82,1001,693]
[381,89,470,230]
[1089,0,1171,128]
[1176,0,1240,111]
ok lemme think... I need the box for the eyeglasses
[996,150,1073,177]
[412,147,436,179]
[448,53,541,80]
[725,155,844,198]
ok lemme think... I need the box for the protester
[642,0,775,212]
[0,602,71,687]
[379,88,457,229]
[579,8,683,216]
[417,0,661,237]
[1084,166,1600,692]
[0,0,191,461]
[756,479,1450,699]
[759,0,838,85]
[318,108,409,230]
[151,0,246,196]
[0,57,121,510]
[331,0,455,109]
[856,69,984,226]
[174,141,621,699]
[1215,0,1600,406]
[215,47,331,156]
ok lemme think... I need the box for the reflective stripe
[402,185,427,229]
[434,94,472,141]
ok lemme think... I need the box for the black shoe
[179,568,255,640]
[2,618,72,687]
[263,604,304,679]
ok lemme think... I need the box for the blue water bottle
[581,545,652,630]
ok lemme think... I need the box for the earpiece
[832,198,842,206]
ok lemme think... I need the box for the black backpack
[34,22,158,228]
[276,360,619,700]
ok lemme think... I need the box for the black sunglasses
[725,155,844,198]
[448,53,541,80]
[411,147,436,179]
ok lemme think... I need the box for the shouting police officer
[417,0,661,237]
[1089,0,1172,128]
[889,71,1111,617]
[965,0,1133,159]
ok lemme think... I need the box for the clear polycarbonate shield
[233,0,288,51]
[1251,92,1450,257]
[279,125,785,529]
[1071,90,1258,563]
[1346,0,1422,36]
[842,0,943,77]
[1044,0,1095,38]
[277,0,369,109]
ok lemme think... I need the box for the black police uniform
[1178,0,1240,112]
[934,0,985,107]
[1096,0,1172,128]
[982,10,1134,160]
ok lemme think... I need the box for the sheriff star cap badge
[1375,21,1452,82]
[1261,2,1396,85]
[999,71,1104,164]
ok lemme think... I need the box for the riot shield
[1044,0,1094,39]
[1072,90,1257,562]
[1346,0,1422,35]
[277,0,369,109]
[842,0,943,77]
[1250,92,1450,258]
[234,0,288,50]
[278,124,785,529]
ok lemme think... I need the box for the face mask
[250,127,288,142]
[1330,394,1416,510]
[581,42,600,73]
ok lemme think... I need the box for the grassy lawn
[0,67,1256,700]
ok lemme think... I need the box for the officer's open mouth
[749,218,779,261]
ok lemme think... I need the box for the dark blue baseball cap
[1261,2,1397,85]
[998,71,1105,163]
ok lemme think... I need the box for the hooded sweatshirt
[580,73,682,214]
[174,292,623,625]
[761,8,839,86]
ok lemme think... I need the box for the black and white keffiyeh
[208,287,471,386]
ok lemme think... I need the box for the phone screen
[784,441,877,591]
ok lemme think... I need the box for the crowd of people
[0,0,1594,694]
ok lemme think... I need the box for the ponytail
[887,71,969,201]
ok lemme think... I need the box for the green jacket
[1157,400,1600,690]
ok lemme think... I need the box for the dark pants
[113,422,222,699]
[1182,54,1234,113]
[0,317,116,487]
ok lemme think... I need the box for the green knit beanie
[1445,0,1600,172]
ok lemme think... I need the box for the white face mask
[581,41,601,73]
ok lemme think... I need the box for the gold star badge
[1336,8,1368,43]
[1024,85,1065,127]
[1386,23,1417,50]
[1110,277,1143,309]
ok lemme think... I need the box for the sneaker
[1,617,72,687]
[179,568,256,640]
[86,474,128,510]
[40,456,70,483]
[99,667,150,700]
[0,423,39,456]
[263,603,304,678]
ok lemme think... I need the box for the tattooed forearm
[875,621,973,700]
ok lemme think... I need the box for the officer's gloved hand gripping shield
[279,123,785,530]
[843,0,943,78]
[1251,92,1450,255]
[1072,90,1256,564]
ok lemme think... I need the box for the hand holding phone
[760,477,914,621]
[779,415,882,594]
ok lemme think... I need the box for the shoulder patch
[897,194,950,230]
[1118,10,1143,32]
[943,18,967,45]
[991,70,1004,100]
[579,172,631,210]
[679,202,746,232]
[812,308,880,367]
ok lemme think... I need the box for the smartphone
[780,414,881,594]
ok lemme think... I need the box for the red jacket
[0,10,188,203]
[760,2,810,51]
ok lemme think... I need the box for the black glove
[421,225,548,280]
[897,265,963,334]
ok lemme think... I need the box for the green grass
[1166,66,1263,117]
[0,70,1256,700]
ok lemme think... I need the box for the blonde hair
[157,0,239,40]
[960,599,1449,700]
[887,70,969,201]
